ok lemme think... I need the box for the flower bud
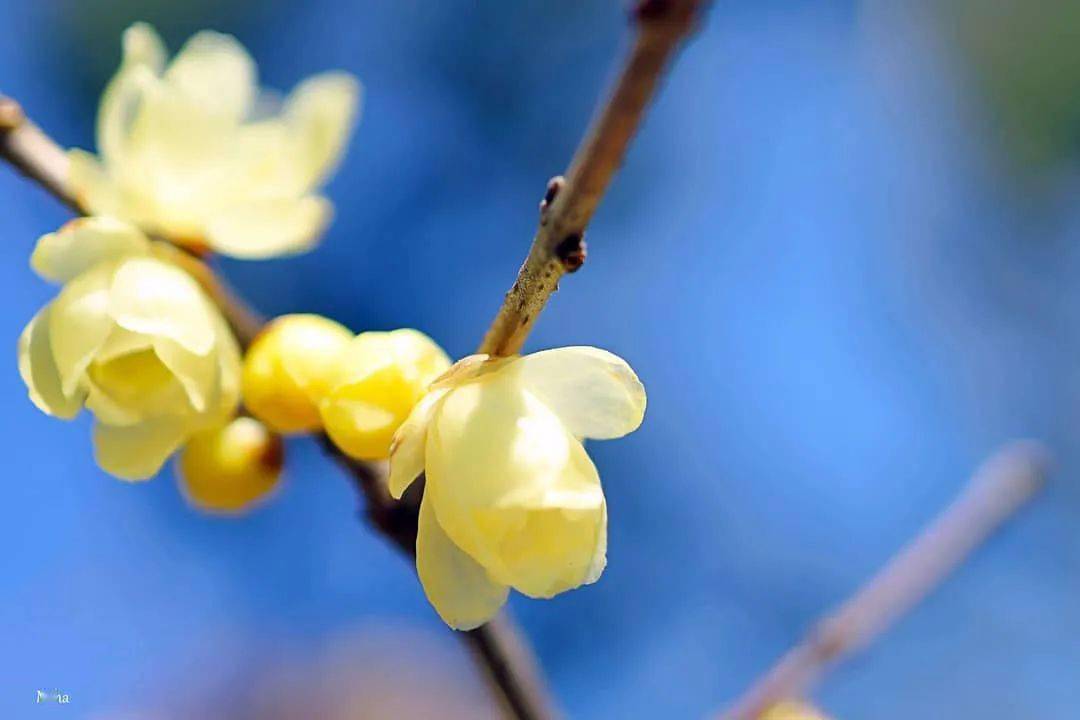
[242,314,353,433]
[178,417,283,513]
[320,329,450,460]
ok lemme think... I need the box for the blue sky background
[2,1,1079,717]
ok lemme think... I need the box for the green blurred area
[937,0,1080,174]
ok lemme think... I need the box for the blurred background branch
[719,441,1050,720]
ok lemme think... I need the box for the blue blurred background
[2,1,1079,717]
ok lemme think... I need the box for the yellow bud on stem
[242,314,353,433]
[178,416,283,514]
[320,329,450,460]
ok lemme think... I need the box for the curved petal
[108,257,216,355]
[153,336,218,413]
[210,313,242,421]
[98,59,159,168]
[81,327,156,425]
[93,416,190,481]
[205,195,331,258]
[18,306,84,419]
[284,72,361,189]
[164,31,255,122]
[95,23,165,167]
[121,22,167,73]
[514,346,646,440]
[426,371,607,598]
[387,388,447,499]
[417,495,509,631]
[584,499,608,585]
[30,217,149,283]
[67,150,127,220]
[49,263,117,396]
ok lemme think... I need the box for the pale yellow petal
[387,388,447,499]
[97,23,165,166]
[108,257,216,355]
[417,495,509,631]
[153,337,218,413]
[284,72,361,189]
[68,150,128,219]
[205,195,331,258]
[80,327,155,425]
[584,500,608,585]
[30,217,149,283]
[49,263,117,396]
[97,61,158,167]
[119,81,236,234]
[84,380,142,426]
[86,347,190,422]
[93,416,190,481]
[121,22,167,73]
[95,326,154,362]
[515,346,646,440]
[164,31,255,122]
[211,313,243,421]
[18,306,84,419]
[426,371,608,598]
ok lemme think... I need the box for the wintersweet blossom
[320,329,450,460]
[760,702,831,720]
[178,416,283,514]
[18,217,241,480]
[68,22,360,258]
[241,314,354,433]
[388,347,646,629]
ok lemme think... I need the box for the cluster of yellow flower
[19,22,359,504]
[17,23,647,630]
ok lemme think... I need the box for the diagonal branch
[479,0,708,357]
[718,441,1051,720]
[0,98,80,212]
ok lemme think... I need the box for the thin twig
[1,95,553,720]
[478,0,708,357]
[719,440,1051,720]
[0,97,81,213]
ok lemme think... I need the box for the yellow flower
[388,347,646,629]
[68,22,361,259]
[321,329,450,460]
[242,314,354,433]
[760,701,831,720]
[178,416,283,514]
[18,217,241,480]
